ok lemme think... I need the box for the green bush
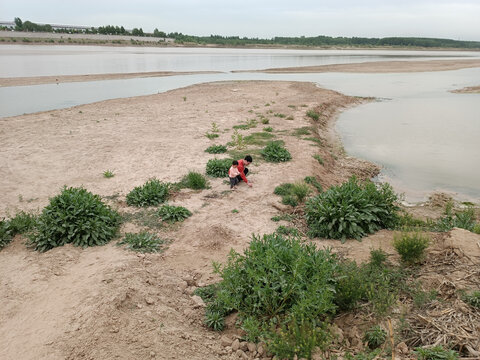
[305,177,399,241]
[30,187,120,252]
[434,207,477,232]
[334,260,364,311]
[157,204,192,223]
[363,325,386,349]
[306,110,320,121]
[304,176,323,193]
[210,233,338,358]
[118,231,167,253]
[261,141,292,162]
[393,231,430,265]
[414,346,459,360]
[178,171,209,190]
[126,179,170,207]
[206,158,233,177]
[205,145,227,154]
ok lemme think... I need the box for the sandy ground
[1,77,479,359]
[452,85,480,93]
[2,59,480,87]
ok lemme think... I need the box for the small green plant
[313,154,324,165]
[304,176,323,193]
[363,325,386,349]
[274,113,286,118]
[126,179,170,207]
[275,225,300,237]
[30,187,120,252]
[263,126,273,132]
[461,290,480,308]
[261,117,269,124]
[183,96,187,101]
[205,133,219,139]
[244,132,275,146]
[204,309,225,331]
[205,144,227,154]
[271,214,296,222]
[231,209,239,214]
[274,182,310,207]
[261,141,292,162]
[414,346,459,360]
[230,129,246,149]
[306,109,320,121]
[393,231,430,265]
[369,249,389,267]
[103,170,115,178]
[178,171,209,190]
[157,204,192,223]
[210,122,220,133]
[118,232,167,253]
[303,137,323,146]
[286,116,294,120]
[0,219,13,250]
[206,158,233,177]
[292,127,311,136]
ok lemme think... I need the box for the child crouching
[228,160,240,190]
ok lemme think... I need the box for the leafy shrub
[261,141,292,162]
[305,177,399,241]
[313,154,324,165]
[393,231,430,265]
[205,309,225,331]
[275,225,300,237]
[30,187,120,252]
[263,126,273,132]
[157,204,192,223]
[211,233,338,358]
[434,207,477,232]
[244,132,275,146]
[205,144,227,154]
[369,249,389,267]
[118,231,167,253]
[462,290,480,308]
[414,346,459,360]
[363,325,386,349]
[473,223,480,234]
[126,179,170,207]
[206,158,233,177]
[178,171,209,190]
[334,260,364,311]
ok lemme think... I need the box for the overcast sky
[1,0,479,41]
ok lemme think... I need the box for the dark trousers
[230,177,239,188]
[236,168,248,182]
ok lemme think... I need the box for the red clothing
[236,159,248,184]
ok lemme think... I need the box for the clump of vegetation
[274,182,311,207]
[230,129,246,149]
[206,158,233,177]
[156,204,192,223]
[233,118,257,130]
[178,171,209,190]
[209,233,338,358]
[313,154,324,165]
[306,109,320,121]
[210,122,220,133]
[304,176,323,193]
[434,206,477,232]
[292,127,311,136]
[261,141,292,162]
[118,231,167,253]
[126,179,170,207]
[30,187,120,252]
[205,144,227,154]
[103,170,114,178]
[461,290,480,308]
[8,211,38,234]
[0,219,13,250]
[305,176,399,241]
[263,126,273,132]
[205,133,219,139]
[393,231,430,265]
[414,346,459,360]
[363,325,387,349]
[274,113,286,118]
[244,132,275,146]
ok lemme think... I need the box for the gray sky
[1,0,479,41]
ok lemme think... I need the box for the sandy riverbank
[1,76,479,359]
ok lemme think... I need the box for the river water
[1,45,479,202]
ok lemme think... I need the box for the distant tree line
[7,17,480,49]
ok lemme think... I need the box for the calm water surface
[1,45,479,202]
